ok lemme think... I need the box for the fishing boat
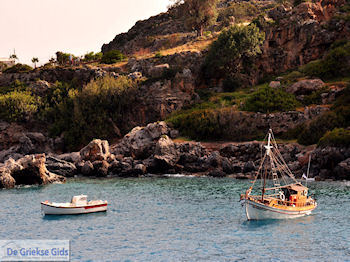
[240,129,317,220]
[41,195,108,215]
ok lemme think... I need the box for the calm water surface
[1,177,350,261]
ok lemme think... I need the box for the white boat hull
[41,202,107,215]
[245,199,316,220]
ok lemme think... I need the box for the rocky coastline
[1,121,348,189]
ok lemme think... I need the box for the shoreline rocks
[0,122,348,188]
[0,154,65,188]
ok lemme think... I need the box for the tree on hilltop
[31,57,39,68]
[170,0,218,36]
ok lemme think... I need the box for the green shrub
[300,41,350,79]
[101,50,126,64]
[297,111,343,145]
[202,24,265,81]
[218,2,259,25]
[299,60,327,78]
[318,128,350,147]
[167,107,264,141]
[38,81,75,122]
[0,80,27,95]
[0,91,39,122]
[282,70,304,84]
[3,63,33,73]
[297,85,350,145]
[84,52,102,62]
[242,85,300,113]
[50,76,136,149]
[302,87,329,105]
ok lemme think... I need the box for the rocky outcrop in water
[45,122,347,181]
[0,154,65,188]
[1,122,348,185]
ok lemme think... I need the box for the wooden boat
[41,195,108,215]
[240,129,317,220]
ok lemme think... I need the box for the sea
[1,176,350,262]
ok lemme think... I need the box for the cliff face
[256,0,349,81]
[102,0,349,85]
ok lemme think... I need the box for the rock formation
[0,154,65,188]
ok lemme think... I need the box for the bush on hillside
[300,41,350,79]
[242,85,300,113]
[297,111,343,145]
[218,2,259,25]
[202,24,265,82]
[302,87,329,105]
[84,52,102,62]
[50,76,137,149]
[281,71,304,84]
[167,107,264,141]
[3,63,33,73]
[101,50,126,64]
[297,85,350,145]
[318,128,350,147]
[0,91,39,122]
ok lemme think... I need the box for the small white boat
[41,195,108,215]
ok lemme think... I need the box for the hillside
[0,0,350,185]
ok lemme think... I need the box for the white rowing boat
[41,195,108,215]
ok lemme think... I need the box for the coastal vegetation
[297,85,350,145]
[242,85,300,113]
[47,76,137,149]
[3,63,33,73]
[0,90,39,122]
[173,0,218,36]
[100,50,126,64]
[202,23,265,88]
[318,128,350,147]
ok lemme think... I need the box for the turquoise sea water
[1,177,350,261]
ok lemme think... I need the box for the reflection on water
[1,177,349,261]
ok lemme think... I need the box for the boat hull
[41,202,107,215]
[245,199,316,220]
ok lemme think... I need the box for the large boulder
[28,80,51,96]
[334,158,350,180]
[81,161,94,176]
[287,79,325,95]
[46,156,77,177]
[80,139,110,162]
[0,154,65,188]
[113,121,171,159]
[153,135,180,169]
[57,152,81,164]
[92,160,109,177]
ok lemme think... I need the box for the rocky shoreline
[0,121,349,189]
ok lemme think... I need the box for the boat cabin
[281,184,308,207]
[71,195,88,205]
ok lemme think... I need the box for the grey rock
[81,161,94,176]
[46,156,77,177]
[154,135,180,169]
[80,139,110,162]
